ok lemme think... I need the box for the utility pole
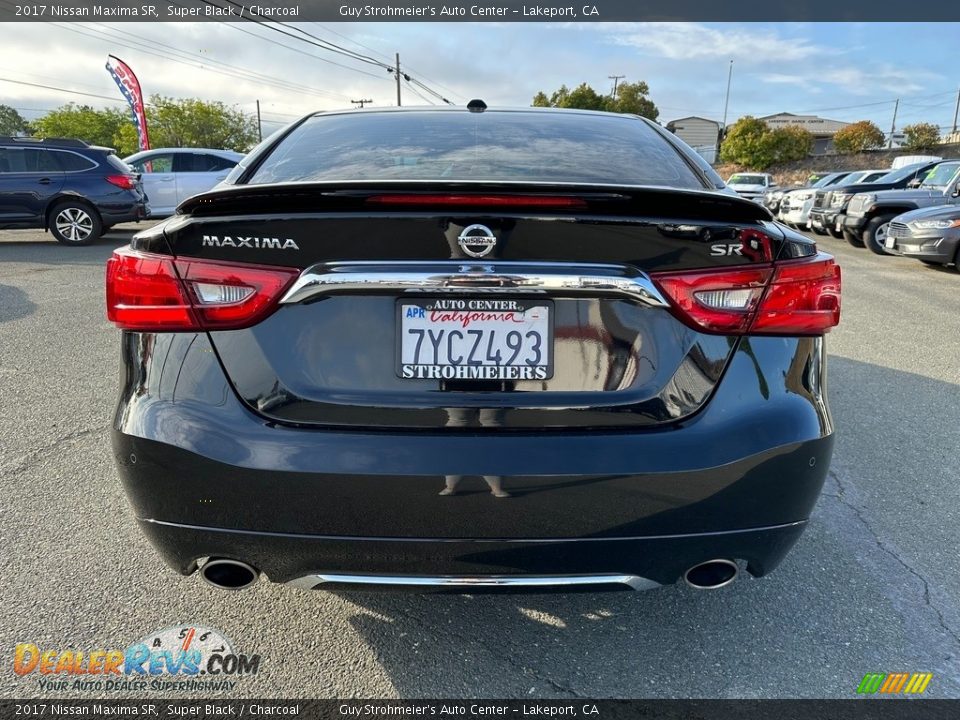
[395,53,401,107]
[952,86,959,134]
[608,74,625,99]
[255,99,262,142]
[351,99,373,109]
[721,60,733,132]
[888,98,899,149]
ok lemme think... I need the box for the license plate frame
[396,297,554,381]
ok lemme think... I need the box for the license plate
[885,236,896,249]
[836,218,843,232]
[397,298,553,380]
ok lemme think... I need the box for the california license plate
[397,298,553,380]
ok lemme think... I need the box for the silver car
[726,172,776,202]
[123,148,243,218]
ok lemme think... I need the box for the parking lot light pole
[888,98,899,150]
[952,87,959,134]
[395,53,402,107]
[721,60,733,135]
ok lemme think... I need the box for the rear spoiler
[177,182,773,224]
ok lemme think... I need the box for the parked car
[726,172,776,202]
[123,148,243,218]
[809,162,942,242]
[106,106,840,593]
[843,161,960,254]
[808,169,901,237]
[764,173,845,214]
[778,172,855,229]
[0,136,146,245]
[884,205,960,270]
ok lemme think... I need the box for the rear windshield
[873,164,922,183]
[104,154,133,173]
[246,110,704,189]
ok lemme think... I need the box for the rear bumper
[112,330,834,586]
[100,199,147,225]
[136,516,809,587]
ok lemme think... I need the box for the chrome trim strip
[279,261,670,307]
[286,573,661,591]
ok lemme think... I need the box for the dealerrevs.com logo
[14,625,261,693]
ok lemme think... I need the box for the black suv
[0,136,146,245]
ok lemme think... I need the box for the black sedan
[106,106,841,593]
[884,205,960,270]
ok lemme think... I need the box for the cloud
[600,23,825,62]
[819,66,935,96]
[758,74,822,94]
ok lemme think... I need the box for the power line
[53,21,354,102]
[217,21,392,83]
[314,23,467,102]
[0,77,126,104]
[404,82,437,105]
[199,0,455,104]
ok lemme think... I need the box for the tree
[30,104,131,152]
[0,104,28,136]
[146,95,258,152]
[719,117,814,169]
[769,126,814,162]
[902,122,941,152]
[31,97,260,156]
[531,91,551,108]
[530,80,659,120]
[832,120,885,154]
[608,81,659,121]
[719,116,770,168]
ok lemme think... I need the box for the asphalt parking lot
[1,223,958,700]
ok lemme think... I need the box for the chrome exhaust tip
[200,558,259,591]
[683,559,739,590]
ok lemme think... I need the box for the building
[665,116,720,162]
[758,113,851,155]
[942,131,960,145]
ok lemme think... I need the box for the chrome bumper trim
[279,261,670,308]
[286,573,661,591]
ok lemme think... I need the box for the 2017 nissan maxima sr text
[106,105,841,593]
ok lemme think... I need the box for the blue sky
[1,22,957,135]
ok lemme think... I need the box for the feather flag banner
[105,55,150,152]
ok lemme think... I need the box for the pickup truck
[843,161,960,254]
[807,162,940,242]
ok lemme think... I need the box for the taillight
[751,253,841,335]
[106,247,298,331]
[105,174,137,190]
[366,194,587,209]
[652,253,840,336]
[652,266,772,334]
